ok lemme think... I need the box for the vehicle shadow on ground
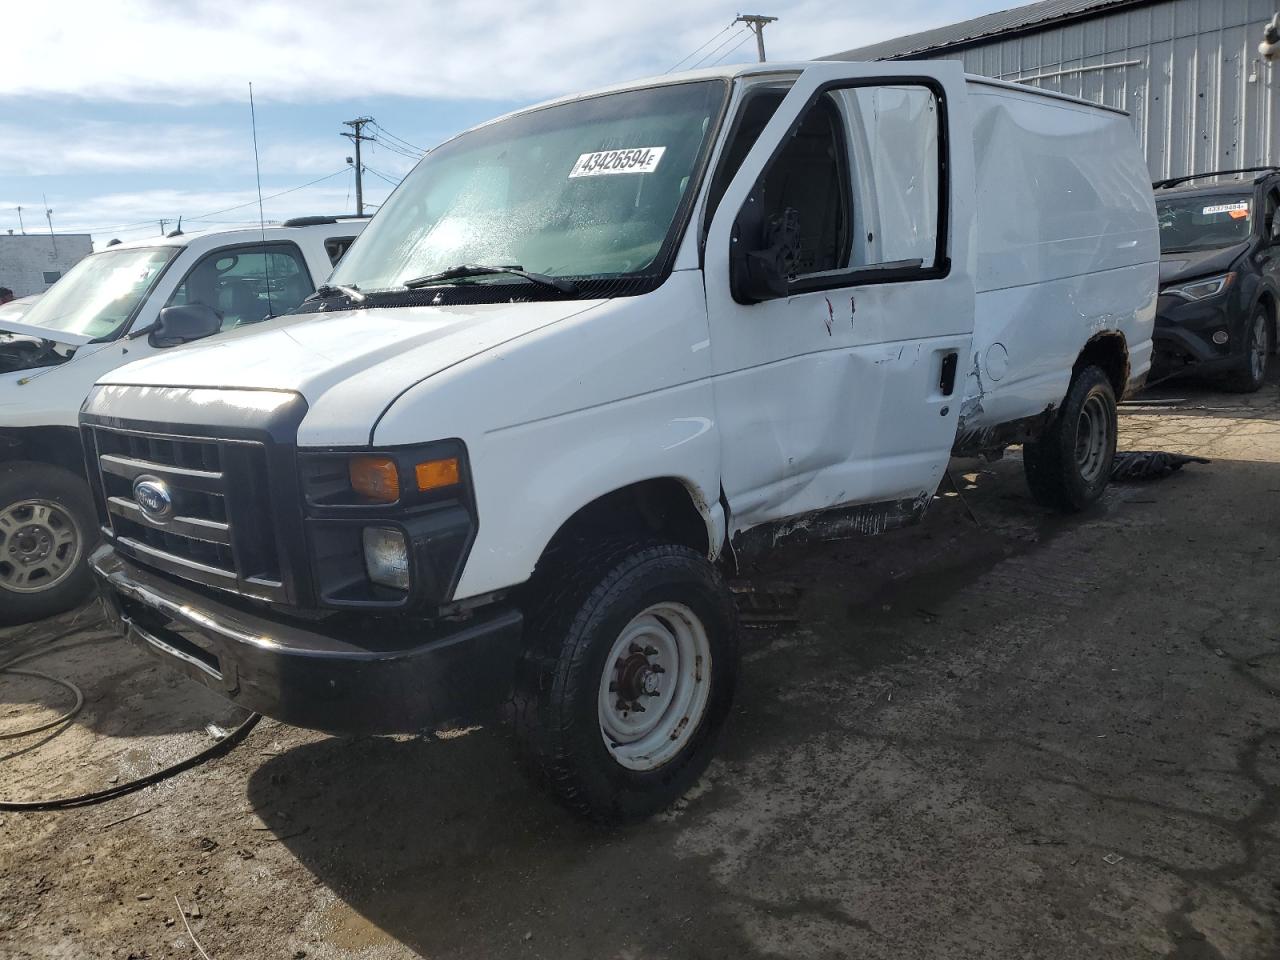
[246,728,765,958]
[241,467,1069,958]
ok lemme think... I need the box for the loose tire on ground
[510,540,738,822]
[0,462,97,626]
[1223,307,1272,393]
[1022,365,1117,513]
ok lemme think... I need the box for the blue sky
[0,0,1015,246]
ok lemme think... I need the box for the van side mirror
[729,200,799,304]
[149,304,222,347]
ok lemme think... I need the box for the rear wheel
[1023,365,1117,512]
[1223,308,1272,393]
[511,541,738,822]
[0,462,97,626]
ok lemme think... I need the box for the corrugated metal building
[826,0,1279,180]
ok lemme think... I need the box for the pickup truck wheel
[512,541,738,822]
[1022,365,1117,513]
[0,462,97,626]
[1223,308,1272,393]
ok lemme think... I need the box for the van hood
[97,299,606,444]
[1159,243,1247,285]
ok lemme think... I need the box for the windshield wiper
[403,264,579,295]
[304,283,366,304]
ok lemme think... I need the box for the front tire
[0,462,97,626]
[1023,365,1117,513]
[511,541,738,822]
[1223,308,1272,393]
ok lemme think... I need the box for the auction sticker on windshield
[569,147,666,177]
[1203,201,1250,218]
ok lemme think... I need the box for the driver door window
[1265,188,1280,244]
[745,83,945,290]
[167,243,313,330]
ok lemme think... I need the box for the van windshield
[17,246,178,340]
[330,80,727,294]
[1157,194,1253,253]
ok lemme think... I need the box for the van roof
[465,61,1127,141]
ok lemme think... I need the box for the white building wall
[0,234,94,298]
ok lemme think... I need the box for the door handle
[939,351,959,396]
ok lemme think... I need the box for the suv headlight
[1163,272,1235,301]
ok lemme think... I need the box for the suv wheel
[511,540,738,822]
[0,462,97,626]
[1224,308,1272,393]
[1023,365,1118,512]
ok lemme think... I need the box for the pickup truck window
[15,245,178,341]
[167,243,313,329]
[325,236,357,266]
[330,80,728,295]
[1158,194,1253,253]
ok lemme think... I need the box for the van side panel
[958,84,1159,440]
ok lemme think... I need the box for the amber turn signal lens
[349,456,400,503]
[415,457,460,492]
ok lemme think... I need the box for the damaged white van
[83,62,1158,820]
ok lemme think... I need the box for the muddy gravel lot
[2,375,1279,960]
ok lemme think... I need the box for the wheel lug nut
[643,645,657,656]
[650,664,665,674]
[628,643,643,654]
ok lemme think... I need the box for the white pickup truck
[83,62,1157,821]
[0,217,366,624]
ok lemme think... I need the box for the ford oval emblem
[133,476,174,523]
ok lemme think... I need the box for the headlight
[1163,272,1235,301]
[362,526,410,590]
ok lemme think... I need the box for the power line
[362,164,402,188]
[666,22,733,73]
[369,120,425,155]
[190,167,351,220]
[690,29,749,69]
[708,32,756,66]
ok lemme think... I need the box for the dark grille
[86,424,285,602]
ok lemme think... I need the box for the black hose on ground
[0,629,262,811]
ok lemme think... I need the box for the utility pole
[43,195,57,258]
[734,13,777,63]
[15,206,24,235]
[342,117,374,216]
[159,219,169,237]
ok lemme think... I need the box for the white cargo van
[83,62,1157,820]
[0,217,366,624]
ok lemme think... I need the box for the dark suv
[1153,167,1280,392]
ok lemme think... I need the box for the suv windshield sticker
[1203,201,1250,218]
[569,147,666,178]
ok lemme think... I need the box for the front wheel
[511,541,738,822]
[1023,365,1117,513]
[0,462,98,626]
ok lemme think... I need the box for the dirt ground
[2,373,1279,960]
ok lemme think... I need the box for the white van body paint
[89,61,1158,602]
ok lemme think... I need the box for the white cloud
[0,121,343,177]
[1,0,957,104]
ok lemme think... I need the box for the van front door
[703,62,976,540]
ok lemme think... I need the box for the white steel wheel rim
[1250,315,1267,382]
[0,499,83,594]
[597,601,712,772]
[1074,394,1110,484]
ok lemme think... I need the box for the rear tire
[510,540,738,822]
[1023,366,1117,513]
[0,462,97,627]
[1223,307,1272,393]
